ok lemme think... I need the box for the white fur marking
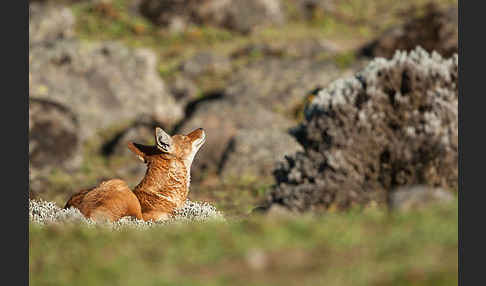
[184,137,204,189]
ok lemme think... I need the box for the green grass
[30,199,457,286]
[189,176,275,218]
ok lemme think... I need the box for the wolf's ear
[155,127,174,153]
[127,142,149,163]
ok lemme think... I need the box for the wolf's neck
[134,159,189,202]
[183,158,192,189]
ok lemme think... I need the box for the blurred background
[29,0,458,285]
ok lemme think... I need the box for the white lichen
[29,199,225,230]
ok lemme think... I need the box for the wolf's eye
[158,140,169,149]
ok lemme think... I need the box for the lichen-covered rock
[29,2,76,47]
[360,3,458,59]
[29,199,225,228]
[267,47,458,212]
[29,40,183,141]
[140,0,285,34]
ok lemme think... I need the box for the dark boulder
[29,98,82,173]
[360,3,458,59]
[267,47,458,212]
[29,98,83,198]
[139,0,285,34]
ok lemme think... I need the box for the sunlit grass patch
[30,199,457,286]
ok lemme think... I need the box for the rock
[29,2,76,47]
[29,98,82,173]
[176,55,363,182]
[267,47,458,212]
[139,0,200,32]
[286,0,338,21]
[29,0,89,3]
[388,185,455,212]
[360,3,458,59]
[224,57,363,116]
[180,51,231,78]
[28,99,84,198]
[139,0,285,34]
[176,95,235,179]
[29,40,184,141]
[177,96,298,182]
[167,76,200,107]
[103,120,156,184]
[220,128,303,181]
[217,0,285,34]
[107,119,156,158]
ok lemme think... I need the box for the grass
[189,176,275,218]
[30,199,458,286]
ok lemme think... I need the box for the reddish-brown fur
[64,179,143,222]
[64,128,206,222]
